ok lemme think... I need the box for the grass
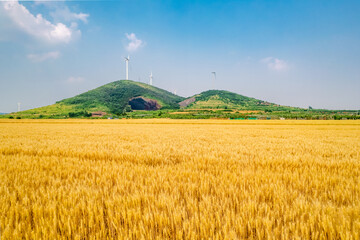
[0,119,359,239]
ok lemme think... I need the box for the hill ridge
[3,80,306,118]
[181,89,297,111]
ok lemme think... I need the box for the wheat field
[0,119,359,239]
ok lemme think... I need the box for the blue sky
[0,0,359,113]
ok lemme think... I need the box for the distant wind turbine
[124,55,130,80]
[211,72,216,89]
[17,102,21,112]
[149,71,153,86]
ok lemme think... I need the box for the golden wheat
[0,119,359,239]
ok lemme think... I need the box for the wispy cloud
[27,51,60,62]
[261,57,289,71]
[0,1,84,44]
[34,0,89,23]
[50,6,89,24]
[125,33,144,52]
[67,76,85,84]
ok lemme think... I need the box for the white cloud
[67,76,85,83]
[0,1,81,44]
[50,6,89,24]
[27,51,60,62]
[261,57,289,71]
[125,33,144,52]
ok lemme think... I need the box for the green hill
[180,90,299,111]
[2,82,308,119]
[12,80,184,118]
[59,80,184,113]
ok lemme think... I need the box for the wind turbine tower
[124,55,130,80]
[211,72,216,89]
[17,102,21,112]
[149,71,153,86]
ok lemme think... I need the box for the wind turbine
[211,72,216,89]
[124,55,130,80]
[149,71,153,86]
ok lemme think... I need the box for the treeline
[68,111,92,118]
